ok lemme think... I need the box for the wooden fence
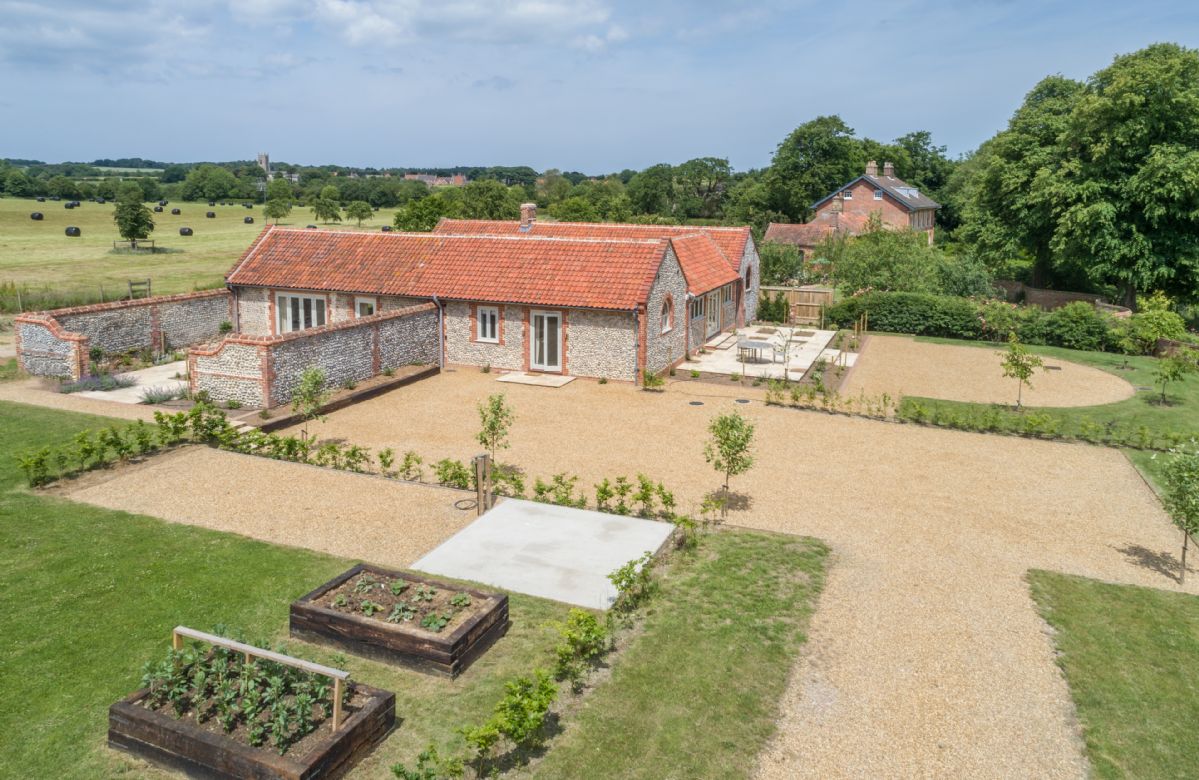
[760,285,834,325]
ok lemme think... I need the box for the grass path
[1030,570,1199,778]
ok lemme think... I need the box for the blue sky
[0,1,1194,172]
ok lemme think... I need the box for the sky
[0,0,1195,173]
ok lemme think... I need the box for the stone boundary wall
[993,280,1131,314]
[189,303,439,408]
[15,290,232,380]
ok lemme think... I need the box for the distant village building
[764,161,940,258]
[403,173,468,187]
[255,152,299,183]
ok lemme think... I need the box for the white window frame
[874,189,884,200]
[690,299,703,320]
[476,305,500,343]
[275,292,327,334]
[721,285,732,304]
[842,189,853,200]
[660,299,672,334]
[355,296,377,317]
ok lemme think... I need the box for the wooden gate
[759,285,833,325]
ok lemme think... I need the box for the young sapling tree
[703,410,755,519]
[1153,352,1196,405]
[476,393,515,461]
[292,366,329,442]
[1163,450,1199,585]
[999,331,1044,409]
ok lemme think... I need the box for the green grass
[1029,570,1199,779]
[903,336,1199,457]
[0,401,829,778]
[530,531,828,779]
[0,196,399,311]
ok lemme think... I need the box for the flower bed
[290,564,510,677]
[108,636,394,779]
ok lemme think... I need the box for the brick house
[764,161,940,259]
[212,207,759,391]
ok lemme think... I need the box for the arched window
[660,295,673,334]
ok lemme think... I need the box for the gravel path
[842,334,1135,407]
[60,447,477,567]
[289,371,1194,777]
[0,378,162,421]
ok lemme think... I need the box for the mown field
[0,197,398,311]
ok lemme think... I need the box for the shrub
[225,399,242,410]
[642,369,665,390]
[58,373,137,394]
[757,291,788,323]
[492,463,525,498]
[608,552,656,614]
[532,473,585,508]
[1041,302,1113,352]
[551,609,610,691]
[459,671,557,775]
[218,320,233,334]
[433,458,472,489]
[139,385,179,404]
[400,451,424,481]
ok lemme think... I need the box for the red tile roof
[226,226,669,311]
[763,222,834,246]
[433,219,751,271]
[669,234,741,294]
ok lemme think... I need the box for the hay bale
[206,211,216,218]
[159,200,167,206]
[96,198,105,204]
[64,202,74,209]
[171,208,181,215]
[36,197,45,202]
[65,226,81,237]
[30,212,43,220]
[381,225,393,232]
[179,227,194,236]
[208,201,216,206]
[153,206,164,212]
[243,203,252,209]
[244,216,255,224]
[306,224,317,229]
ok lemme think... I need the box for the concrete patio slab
[681,326,837,380]
[412,498,674,609]
[77,360,187,404]
[496,371,576,388]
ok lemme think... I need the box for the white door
[530,311,562,371]
[705,292,720,337]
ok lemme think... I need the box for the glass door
[530,311,561,371]
[705,292,720,337]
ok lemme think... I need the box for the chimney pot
[519,202,537,229]
[883,161,895,178]
[865,160,878,176]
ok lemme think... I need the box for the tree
[161,164,189,183]
[548,196,600,222]
[292,366,329,442]
[264,198,291,223]
[626,164,674,215]
[47,175,80,199]
[1153,351,1197,405]
[1051,44,1199,308]
[181,164,240,201]
[460,179,520,220]
[4,169,32,197]
[765,115,865,222]
[344,200,374,227]
[1116,291,1188,355]
[393,194,461,231]
[703,411,755,518]
[311,184,342,223]
[476,393,515,461]
[674,157,731,218]
[822,215,943,295]
[999,332,1044,409]
[112,182,155,247]
[1163,450,1199,584]
[759,242,805,286]
[958,76,1084,286]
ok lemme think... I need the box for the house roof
[812,174,941,212]
[226,226,670,311]
[433,219,752,272]
[668,233,741,294]
[763,222,833,246]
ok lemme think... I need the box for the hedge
[825,292,1133,353]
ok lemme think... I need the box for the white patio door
[530,311,562,371]
[705,292,720,337]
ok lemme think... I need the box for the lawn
[529,531,828,779]
[0,400,828,779]
[1029,570,1199,779]
[0,196,399,311]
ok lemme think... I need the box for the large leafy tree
[4,169,33,197]
[626,164,674,215]
[958,76,1084,286]
[1052,43,1199,307]
[181,164,240,201]
[460,179,520,220]
[764,115,864,222]
[311,184,342,223]
[394,193,462,232]
[674,157,731,219]
[343,200,373,227]
[113,181,154,245]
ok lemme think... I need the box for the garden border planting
[290,563,510,677]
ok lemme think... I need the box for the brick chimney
[519,202,537,229]
[883,161,895,178]
[865,160,878,176]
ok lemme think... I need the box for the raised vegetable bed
[290,564,510,677]
[108,628,395,779]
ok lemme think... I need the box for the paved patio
[680,326,839,380]
[413,498,674,609]
[76,360,188,404]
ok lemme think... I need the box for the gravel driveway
[288,370,1192,777]
[842,334,1135,407]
